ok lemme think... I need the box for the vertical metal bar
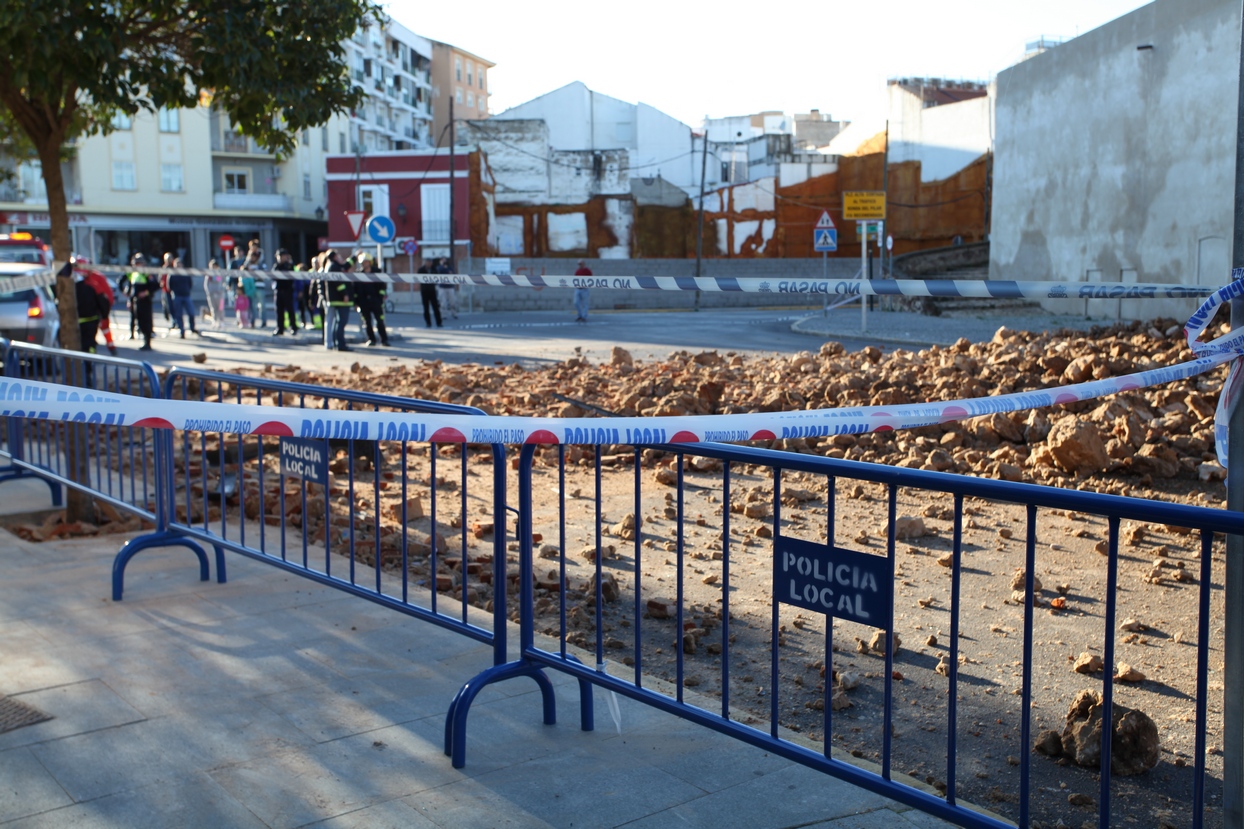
[458,443,467,617]
[518,446,536,654]
[722,459,732,720]
[947,493,964,807]
[771,467,781,739]
[595,447,604,667]
[491,444,507,666]
[824,474,835,756]
[381,434,389,597]
[634,445,643,688]
[347,439,355,585]
[430,445,438,613]
[559,445,568,659]
[1098,516,1120,829]
[1195,529,1213,829]
[675,453,685,703]
[883,483,896,780]
[399,442,408,602]
[277,391,286,561]
[1021,504,1039,828]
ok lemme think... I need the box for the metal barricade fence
[142,368,513,668]
[0,342,202,551]
[444,439,1244,829]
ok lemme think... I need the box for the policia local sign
[774,535,892,629]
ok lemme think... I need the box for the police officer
[353,252,389,347]
[272,248,298,336]
[127,252,157,351]
[322,250,354,351]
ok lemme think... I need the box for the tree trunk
[37,133,93,523]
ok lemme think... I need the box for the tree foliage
[0,0,379,520]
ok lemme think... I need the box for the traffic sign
[815,211,835,229]
[218,234,235,252]
[843,191,887,220]
[400,238,418,256]
[886,235,894,251]
[814,228,838,253]
[345,211,367,240]
[366,215,396,245]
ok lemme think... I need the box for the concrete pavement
[0,474,956,829]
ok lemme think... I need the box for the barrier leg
[111,530,211,601]
[444,661,559,769]
[213,544,227,584]
[562,654,596,733]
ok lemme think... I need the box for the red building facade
[324,148,485,268]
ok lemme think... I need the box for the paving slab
[0,518,956,828]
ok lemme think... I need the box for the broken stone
[1073,652,1103,674]
[1059,689,1159,776]
[1115,663,1146,683]
[894,516,926,539]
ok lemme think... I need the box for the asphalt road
[113,306,865,372]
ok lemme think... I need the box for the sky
[387,0,1152,127]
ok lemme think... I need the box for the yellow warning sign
[843,191,887,220]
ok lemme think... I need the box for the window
[223,169,249,194]
[303,174,311,200]
[467,93,474,108]
[479,69,485,91]
[321,126,329,151]
[301,129,309,146]
[17,162,46,201]
[339,132,346,153]
[157,108,180,133]
[456,88,463,104]
[160,163,184,192]
[112,161,136,190]
[361,190,374,216]
[455,57,461,82]
[467,62,473,86]
[111,112,132,130]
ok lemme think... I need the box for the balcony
[213,192,290,212]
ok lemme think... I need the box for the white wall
[990,0,1238,320]
[887,84,993,182]
[635,103,695,191]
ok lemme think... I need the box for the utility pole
[694,131,709,312]
[1224,3,1244,823]
[448,95,456,272]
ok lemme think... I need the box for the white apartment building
[0,15,439,267]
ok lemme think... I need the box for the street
[110,306,866,372]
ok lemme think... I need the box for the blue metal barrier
[0,341,214,586]
[148,368,516,674]
[462,440,1244,829]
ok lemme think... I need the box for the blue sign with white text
[280,437,328,485]
[773,535,891,629]
[366,215,396,244]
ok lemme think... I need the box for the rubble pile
[257,317,1225,492]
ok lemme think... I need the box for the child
[234,289,251,327]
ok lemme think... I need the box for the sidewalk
[790,305,1103,348]
[0,476,954,829]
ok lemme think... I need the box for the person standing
[272,248,298,335]
[420,258,445,326]
[59,262,102,354]
[73,256,117,355]
[353,253,389,347]
[204,258,226,329]
[168,257,199,338]
[573,259,592,322]
[127,253,157,351]
[323,246,353,346]
[159,252,174,328]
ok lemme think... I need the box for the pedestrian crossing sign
[814,228,838,252]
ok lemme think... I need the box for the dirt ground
[12,316,1233,828]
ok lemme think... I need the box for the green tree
[0,0,378,520]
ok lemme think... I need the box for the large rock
[1133,443,1180,479]
[1058,689,1159,776]
[1044,419,1109,474]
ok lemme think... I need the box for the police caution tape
[75,263,1218,299]
[0,276,1238,461]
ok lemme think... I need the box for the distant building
[344,19,435,152]
[885,78,993,183]
[793,110,848,151]
[990,0,1235,320]
[431,42,494,145]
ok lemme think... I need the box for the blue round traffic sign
[401,239,418,255]
[366,215,396,244]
